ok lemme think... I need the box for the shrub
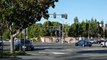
[0,51,27,57]
[0,51,11,57]
[15,51,27,55]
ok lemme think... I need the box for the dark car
[15,39,34,51]
[75,40,92,47]
[0,41,3,46]
[0,40,3,50]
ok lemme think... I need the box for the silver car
[100,40,107,47]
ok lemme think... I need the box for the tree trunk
[10,35,15,54]
[10,30,20,54]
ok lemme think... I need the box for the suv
[15,39,34,51]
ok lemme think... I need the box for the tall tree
[74,17,79,24]
[0,0,58,53]
[64,24,70,37]
[81,21,86,37]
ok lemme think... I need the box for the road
[2,42,107,60]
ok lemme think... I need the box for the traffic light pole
[49,13,67,43]
[61,21,64,43]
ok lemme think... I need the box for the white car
[100,41,107,47]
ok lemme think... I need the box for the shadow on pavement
[0,57,22,60]
[65,56,107,60]
[77,50,107,54]
[34,48,64,51]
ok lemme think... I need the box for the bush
[0,51,11,57]
[15,51,27,55]
[0,51,27,57]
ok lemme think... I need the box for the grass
[0,51,27,58]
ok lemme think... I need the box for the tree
[28,23,45,38]
[81,21,86,37]
[43,21,52,36]
[43,21,62,36]
[3,31,10,40]
[74,17,79,24]
[51,21,62,36]
[68,18,102,38]
[105,29,107,38]
[0,18,8,40]
[63,24,70,37]
[69,17,80,37]
[0,0,58,53]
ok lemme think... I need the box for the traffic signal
[64,14,67,19]
[61,14,67,19]
[53,13,56,18]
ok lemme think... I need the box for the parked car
[0,40,3,50]
[75,40,92,47]
[88,39,97,44]
[15,39,34,51]
[0,40,4,46]
[100,40,107,47]
[96,40,104,44]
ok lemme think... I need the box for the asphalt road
[2,42,107,60]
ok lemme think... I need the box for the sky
[37,0,107,25]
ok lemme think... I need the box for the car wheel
[31,47,34,50]
[89,45,92,47]
[100,44,103,47]
[15,47,19,51]
[75,43,78,46]
[26,47,31,51]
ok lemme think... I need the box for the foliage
[0,0,58,53]
[0,0,58,35]
[68,17,104,38]
[2,31,10,40]
[1,18,107,40]
[105,30,107,38]
[17,19,106,39]
[0,51,26,57]
[28,23,45,38]
[15,51,27,55]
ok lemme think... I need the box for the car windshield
[20,39,30,44]
[103,40,107,42]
